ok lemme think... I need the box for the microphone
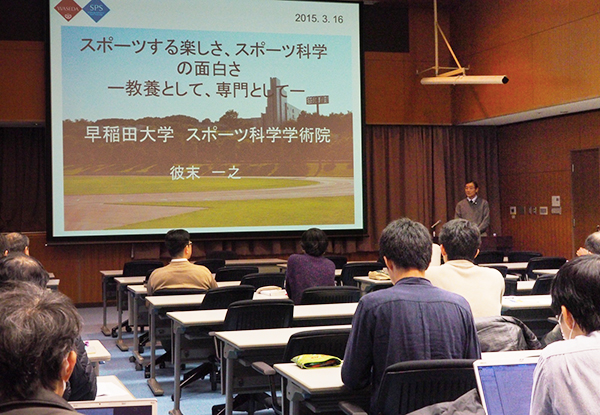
[431,220,441,229]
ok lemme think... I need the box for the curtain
[0,125,500,256]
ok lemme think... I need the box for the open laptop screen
[476,361,537,415]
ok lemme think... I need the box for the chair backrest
[530,274,555,295]
[122,260,164,277]
[324,255,348,269]
[507,251,542,263]
[198,285,255,310]
[240,273,286,290]
[485,265,508,278]
[340,262,385,286]
[283,327,351,361]
[474,250,504,264]
[194,258,226,273]
[504,279,517,296]
[299,286,360,305]
[374,359,477,415]
[215,266,260,282]
[206,250,238,260]
[526,257,566,280]
[223,299,294,331]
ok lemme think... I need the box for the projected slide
[49,0,363,239]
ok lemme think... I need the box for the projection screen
[48,0,364,241]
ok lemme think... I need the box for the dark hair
[379,218,432,272]
[4,232,30,253]
[0,234,7,255]
[165,229,190,257]
[439,219,481,261]
[584,232,600,255]
[551,255,600,334]
[0,253,50,288]
[465,181,479,189]
[301,228,328,257]
[0,281,81,400]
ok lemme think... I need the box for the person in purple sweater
[286,228,336,304]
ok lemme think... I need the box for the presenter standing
[455,181,490,236]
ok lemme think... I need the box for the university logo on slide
[54,0,82,21]
[83,0,110,22]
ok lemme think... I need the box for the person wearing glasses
[530,255,600,415]
[147,229,217,295]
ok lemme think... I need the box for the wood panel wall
[451,1,600,124]
[498,110,600,259]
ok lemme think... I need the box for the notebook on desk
[474,355,539,415]
[71,398,157,415]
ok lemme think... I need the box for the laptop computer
[474,353,540,415]
[71,398,158,415]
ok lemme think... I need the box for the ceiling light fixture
[418,0,508,86]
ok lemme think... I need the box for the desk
[94,375,135,401]
[100,259,286,336]
[501,295,554,338]
[100,270,124,336]
[114,277,146,351]
[47,278,60,291]
[481,262,528,272]
[167,304,357,415]
[85,340,111,375]
[353,276,392,295]
[517,280,535,294]
[532,269,559,276]
[274,363,369,415]
[215,325,351,415]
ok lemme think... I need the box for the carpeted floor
[77,306,273,415]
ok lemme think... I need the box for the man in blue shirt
[342,218,481,413]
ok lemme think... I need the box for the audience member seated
[530,255,600,415]
[0,253,97,401]
[285,228,336,304]
[425,219,505,317]
[342,218,481,414]
[0,281,82,414]
[3,232,30,255]
[576,231,600,256]
[147,229,217,295]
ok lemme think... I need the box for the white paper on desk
[96,381,130,398]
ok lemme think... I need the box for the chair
[240,273,286,290]
[486,265,508,278]
[530,274,555,295]
[198,285,256,310]
[507,251,542,263]
[340,262,385,286]
[195,259,226,273]
[474,250,504,264]
[339,359,477,415]
[251,327,352,415]
[525,256,566,280]
[215,266,259,282]
[212,299,295,415]
[504,279,517,296]
[207,250,238,260]
[300,286,360,305]
[325,255,348,269]
[112,260,164,337]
